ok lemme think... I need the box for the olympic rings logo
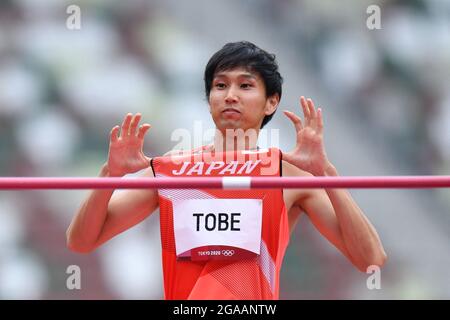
[222,250,235,256]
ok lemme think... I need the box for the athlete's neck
[210,128,260,152]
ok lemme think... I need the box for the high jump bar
[0,176,449,189]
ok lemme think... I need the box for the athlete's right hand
[107,113,152,177]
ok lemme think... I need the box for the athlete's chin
[218,120,243,130]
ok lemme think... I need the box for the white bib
[172,198,263,259]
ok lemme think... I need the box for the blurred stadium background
[0,0,449,299]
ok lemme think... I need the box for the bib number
[172,198,263,261]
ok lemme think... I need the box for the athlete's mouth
[222,108,241,114]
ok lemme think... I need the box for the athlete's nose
[224,86,239,104]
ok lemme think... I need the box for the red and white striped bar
[0,176,450,189]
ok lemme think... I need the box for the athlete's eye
[240,83,252,89]
[214,83,226,89]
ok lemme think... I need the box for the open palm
[107,113,151,177]
[282,96,330,176]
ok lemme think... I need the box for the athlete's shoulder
[281,159,313,178]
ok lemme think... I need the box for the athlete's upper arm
[298,186,354,262]
[284,161,354,262]
[93,162,159,248]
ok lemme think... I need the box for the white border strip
[222,177,251,189]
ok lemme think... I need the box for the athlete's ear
[265,93,279,115]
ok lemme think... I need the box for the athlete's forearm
[323,164,387,271]
[66,163,115,252]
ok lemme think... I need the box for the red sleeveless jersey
[151,146,289,300]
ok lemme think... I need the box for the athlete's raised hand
[107,113,151,177]
[282,96,331,176]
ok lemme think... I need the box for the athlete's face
[208,67,279,133]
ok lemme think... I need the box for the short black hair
[204,41,283,129]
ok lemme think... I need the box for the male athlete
[67,41,387,299]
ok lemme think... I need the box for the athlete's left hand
[282,96,332,176]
